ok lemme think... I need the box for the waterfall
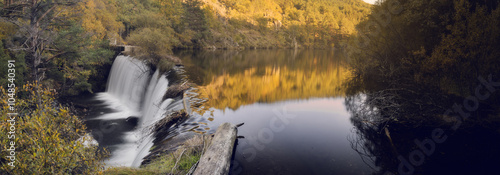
[105,55,149,111]
[93,55,176,167]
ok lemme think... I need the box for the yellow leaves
[0,83,106,174]
[195,64,351,111]
[77,0,124,41]
[59,108,68,114]
[0,21,17,40]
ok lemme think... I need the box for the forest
[0,0,370,173]
[0,0,370,97]
[346,0,500,174]
[347,0,500,124]
[1,0,500,174]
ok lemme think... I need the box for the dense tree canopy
[1,0,370,96]
[113,0,371,52]
[0,0,114,96]
[349,0,500,97]
[345,0,500,139]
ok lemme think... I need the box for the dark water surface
[177,50,373,174]
[176,49,500,175]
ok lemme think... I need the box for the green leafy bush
[0,83,107,174]
[127,27,178,63]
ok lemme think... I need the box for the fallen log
[193,122,237,175]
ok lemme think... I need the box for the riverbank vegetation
[0,83,106,173]
[346,1,500,173]
[347,0,500,126]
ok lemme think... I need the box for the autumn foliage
[0,83,107,174]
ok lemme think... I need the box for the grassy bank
[104,135,212,175]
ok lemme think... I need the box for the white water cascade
[93,55,175,167]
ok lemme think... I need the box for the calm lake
[85,49,500,174]
[177,49,373,174]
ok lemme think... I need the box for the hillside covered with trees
[90,0,371,50]
[0,0,370,97]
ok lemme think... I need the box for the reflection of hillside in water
[176,50,350,113]
[344,78,500,175]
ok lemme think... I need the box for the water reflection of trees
[179,50,350,112]
[346,91,402,174]
[176,49,346,85]
[345,82,500,174]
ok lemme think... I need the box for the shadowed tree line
[347,0,500,125]
[345,0,500,174]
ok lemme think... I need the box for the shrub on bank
[0,82,107,174]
